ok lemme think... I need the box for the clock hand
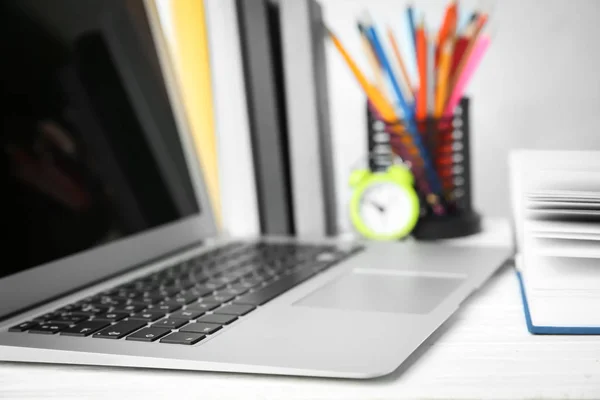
[369,200,386,213]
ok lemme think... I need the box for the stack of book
[161,0,337,238]
[510,150,600,334]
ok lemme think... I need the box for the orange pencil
[415,19,427,120]
[436,0,457,65]
[435,39,453,117]
[387,27,414,95]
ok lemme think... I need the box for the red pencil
[450,13,488,94]
[448,17,476,82]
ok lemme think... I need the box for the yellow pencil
[435,38,453,117]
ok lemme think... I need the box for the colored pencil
[406,4,417,54]
[387,26,415,100]
[444,35,491,116]
[361,15,443,197]
[435,0,457,65]
[450,13,488,96]
[415,18,427,120]
[435,39,453,117]
[426,32,435,116]
[457,11,477,35]
[357,24,385,93]
[326,27,398,123]
[360,14,412,119]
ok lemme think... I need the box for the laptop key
[129,297,158,307]
[69,311,96,318]
[93,320,147,339]
[201,293,235,304]
[214,304,256,316]
[196,314,237,325]
[168,309,204,320]
[201,280,226,291]
[234,268,316,306]
[112,304,145,314]
[29,322,70,334]
[129,311,165,322]
[160,332,205,345]
[229,282,256,293]
[185,301,220,313]
[152,318,188,329]
[135,294,164,305]
[92,312,129,322]
[157,299,184,312]
[48,315,88,325]
[146,303,181,313]
[187,286,213,299]
[9,321,39,332]
[179,322,222,335]
[33,312,58,322]
[218,286,249,297]
[78,304,109,314]
[60,321,110,337]
[126,327,171,342]
[158,287,181,298]
[170,292,198,305]
[237,276,264,289]
[92,296,127,307]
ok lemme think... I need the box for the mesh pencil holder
[366,97,482,240]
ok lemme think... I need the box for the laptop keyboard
[8,241,361,345]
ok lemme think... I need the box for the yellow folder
[153,0,222,228]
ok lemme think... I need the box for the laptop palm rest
[295,270,466,314]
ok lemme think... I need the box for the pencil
[426,32,435,116]
[415,18,427,120]
[450,13,488,95]
[326,27,398,123]
[444,35,491,117]
[456,11,477,35]
[435,0,457,65]
[362,14,444,197]
[360,13,413,120]
[387,26,414,100]
[435,39,453,117]
[406,4,417,54]
[357,23,385,93]
[328,25,444,207]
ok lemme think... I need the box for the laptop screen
[0,1,201,280]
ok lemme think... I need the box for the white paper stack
[509,150,600,331]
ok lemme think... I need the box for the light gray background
[322,0,600,233]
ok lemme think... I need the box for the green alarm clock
[349,164,420,240]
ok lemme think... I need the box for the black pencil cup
[366,97,482,240]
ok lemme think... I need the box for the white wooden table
[2,219,599,399]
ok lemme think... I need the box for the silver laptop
[0,0,509,379]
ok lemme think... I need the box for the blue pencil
[360,19,411,119]
[406,5,417,54]
[360,14,443,195]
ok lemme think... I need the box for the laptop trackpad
[295,270,465,314]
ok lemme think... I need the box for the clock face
[358,182,415,236]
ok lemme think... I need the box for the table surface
[2,219,600,399]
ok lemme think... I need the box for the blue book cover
[516,271,600,335]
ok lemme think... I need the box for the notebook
[509,150,600,334]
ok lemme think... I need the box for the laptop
[0,0,509,379]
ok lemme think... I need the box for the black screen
[0,0,200,279]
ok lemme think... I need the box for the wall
[321,0,600,233]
